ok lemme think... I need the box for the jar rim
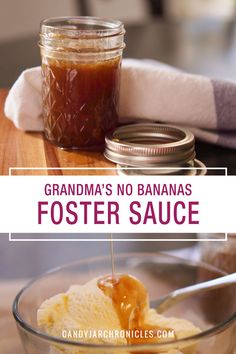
[104,123,197,168]
[40,16,125,38]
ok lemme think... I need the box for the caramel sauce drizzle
[110,233,115,279]
[98,274,166,345]
[98,235,174,347]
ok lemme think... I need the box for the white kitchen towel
[4,59,236,148]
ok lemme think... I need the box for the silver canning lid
[104,123,196,167]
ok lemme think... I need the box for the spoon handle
[157,272,236,313]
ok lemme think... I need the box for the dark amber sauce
[42,57,121,149]
[98,274,165,345]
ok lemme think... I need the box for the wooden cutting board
[0,89,114,176]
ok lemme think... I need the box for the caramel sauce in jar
[39,17,125,149]
[42,57,121,149]
[98,274,165,345]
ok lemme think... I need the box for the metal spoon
[151,273,236,313]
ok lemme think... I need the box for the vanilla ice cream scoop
[37,277,126,345]
[37,274,200,353]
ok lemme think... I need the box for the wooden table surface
[0,89,114,176]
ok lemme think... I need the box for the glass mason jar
[200,234,236,274]
[198,234,236,324]
[39,17,125,149]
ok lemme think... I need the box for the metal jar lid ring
[104,123,196,167]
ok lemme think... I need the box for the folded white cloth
[4,59,236,148]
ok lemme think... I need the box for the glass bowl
[13,253,236,353]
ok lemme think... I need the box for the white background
[0,175,235,235]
